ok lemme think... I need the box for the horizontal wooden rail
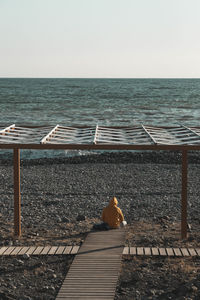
[0,245,79,256]
[122,247,199,256]
[2,143,200,150]
[1,245,200,257]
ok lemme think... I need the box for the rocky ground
[0,255,73,300]
[115,220,200,300]
[115,256,200,300]
[0,151,200,299]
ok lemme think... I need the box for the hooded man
[102,197,124,229]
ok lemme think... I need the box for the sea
[0,78,200,159]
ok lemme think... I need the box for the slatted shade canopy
[1,124,200,147]
[0,123,197,239]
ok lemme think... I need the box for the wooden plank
[48,246,58,255]
[32,246,44,255]
[166,248,174,256]
[63,278,118,281]
[70,246,80,254]
[69,263,120,267]
[63,246,72,255]
[56,229,124,300]
[3,140,200,151]
[0,124,15,134]
[68,266,119,271]
[60,287,116,292]
[180,248,190,256]
[142,125,157,144]
[62,280,117,283]
[57,295,115,299]
[0,246,9,255]
[159,248,167,256]
[56,297,113,300]
[151,248,159,255]
[144,247,151,255]
[122,247,129,254]
[41,125,59,144]
[137,247,144,255]
[181,150,188,239]
[3,246,16,255]
[57,298,114,300]
[63,279,118,282]
[57,291,115,295]
[26,246,37,255]
[62,284,117,287]
[195,248,200,256]
[58,291,116,295]
[130,247,136,255]
[40,246,51,255]
[187,248,197,256]
[61,284,116,288]
[174,248,182,256]
[57,297,114,300]
[64,275,119,278]
[55,246,66,255]
[9,246,23,255]
[18,247,30,255]
[13,148,21,237]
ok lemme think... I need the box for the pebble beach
[1,151,200,240]
[1,151,200,299]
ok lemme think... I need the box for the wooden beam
[181,149,188,239]
[0,124,15,135]
[142,125,157,144]
[40,124,59,144]
[93,124,99,144]
[13,148,21,237]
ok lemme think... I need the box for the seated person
[93,197,126,230]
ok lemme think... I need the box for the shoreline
[1,150,200,166]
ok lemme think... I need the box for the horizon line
[0,77,200,79]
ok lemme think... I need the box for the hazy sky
[0,0,200,78]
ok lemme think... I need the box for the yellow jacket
[102,197,124,228]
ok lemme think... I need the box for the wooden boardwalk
[0,245,79,256]
[56,229,125,300]
[0,245,200,257]
[123,246,200,256]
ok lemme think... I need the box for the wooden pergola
[1,124,200,239]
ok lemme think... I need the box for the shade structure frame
[13,148,21,237]
[0,124,198,238]
[0,124,200,146]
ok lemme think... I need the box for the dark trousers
[93,222,110,230]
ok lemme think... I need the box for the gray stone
[163,224,168,229]
[47,268,55,273]
[17,259,24,265]
[163,215,170,220]
[57,217,62,222]
[23,253,30,260]
[174,285,189,296]
[76,214,86,221]
[42,286,49,292]
[191,285,198,293]
[62,217,70,223]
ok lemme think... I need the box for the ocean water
[0,78,200,158]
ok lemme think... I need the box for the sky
[0,0,200,78]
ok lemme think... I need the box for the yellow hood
[109,197,118,207]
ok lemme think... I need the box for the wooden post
[13,148,21,237]
[181,149,188,239]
